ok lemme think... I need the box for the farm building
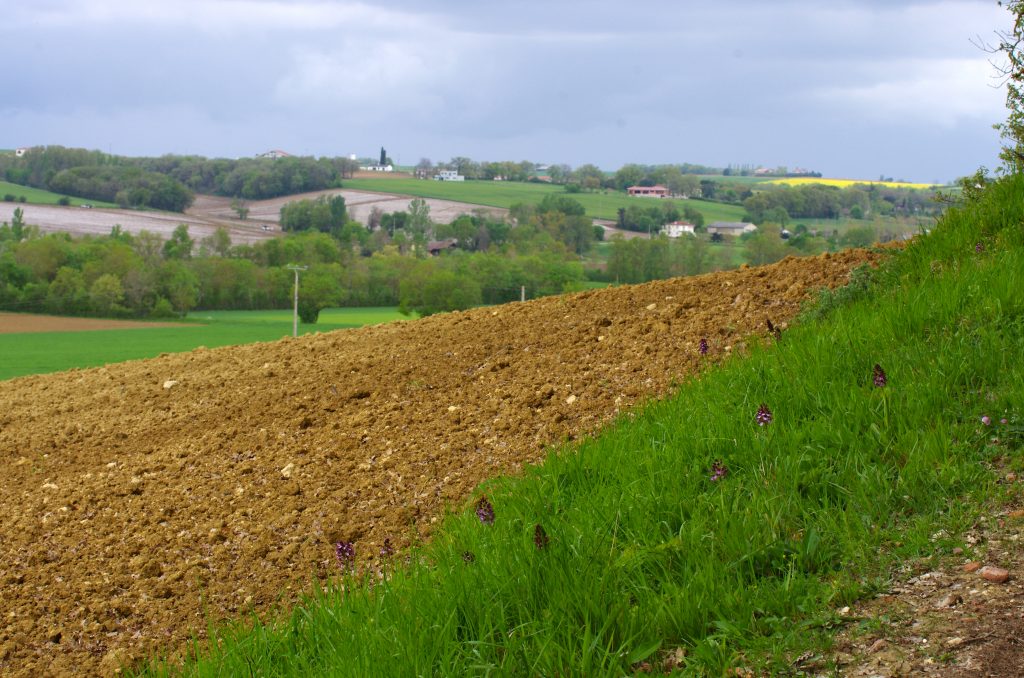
[257,149,291,159]
[427,238,458,255]
[627,185,668,198]
[361,164,394,172]
[707,221,758,236]
[14,147,28,157]
[662,221,696,238]
[435,170,465,182]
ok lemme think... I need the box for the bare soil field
[0,250,884,676]
[0,204,275,246]
[1,191,507,246]
[190,190,507,227]
[0,313,180,335]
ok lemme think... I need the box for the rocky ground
[823,501,1023,677]
[8,247,1013,677]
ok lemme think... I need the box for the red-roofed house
[627,185,668,198]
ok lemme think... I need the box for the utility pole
[286,264,308,338]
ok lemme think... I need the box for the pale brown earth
[825,499,1024,677]
[0,250,886,677]
[189,190,507,228]
[1,190,506,245]
[0,203,274,245]
[0,313,181,335]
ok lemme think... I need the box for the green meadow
[137,175,1024,675]
[0,179,118,207]
[0,307,406,381]
[343,177,748,223]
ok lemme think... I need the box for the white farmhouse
[706,221,758,236]
[662,221,696,238]
[435,170,465,182]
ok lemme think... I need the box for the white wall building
[662,221,696,238]
[435,170,465,182]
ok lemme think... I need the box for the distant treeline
[0,191,606,321]
[0,146,360,212]
[742,183,941,222]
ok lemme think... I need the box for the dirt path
[0,251,882,676]
[828,501,1024,677]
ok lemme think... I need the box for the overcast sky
[0,0,1013,182]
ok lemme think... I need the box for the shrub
[150,297,177,318]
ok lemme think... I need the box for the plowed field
[0,250,883,676]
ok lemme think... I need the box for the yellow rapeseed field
[765,177,944,189]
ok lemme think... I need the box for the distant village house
[435,170,465,182]
[706,221,758,236]
[627,185,668,198]
[14,147,28,158]
[662,221,696,238]
[257,149,291,159]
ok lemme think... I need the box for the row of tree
[742,183,943,223]
[0,147,357,211]
[0,190,597,320]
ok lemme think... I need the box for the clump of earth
[0,250,884,676]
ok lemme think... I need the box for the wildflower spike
[872,363,887,388]
[709,460,729,482]
[534,524,549,550]
[335,541,355,570]
[379,538,394,559]
[698,337,709,356]
[756,403,773,426]
[476,495,495,525]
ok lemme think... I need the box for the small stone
[867,638,888,654]
[952,547,964,555]
[963,562,982,573]
[162,380,178,389]
[979,565,1010,583]
[1007,472,1017,482]
[934,593,962,609]
[565,394,577,405]
[646,303,657,310]
[280,463,294,479]
[946,637,966,648]
[1008,509,1024,519]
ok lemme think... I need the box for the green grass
[136,175,1024,676]
[0,307,405,381]
[0,180,118,207]
[343,177,747,223]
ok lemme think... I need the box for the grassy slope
[343,177,747,223]
[0,307,406,381]
[0,180,118,207]
[142,176,1024,676]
